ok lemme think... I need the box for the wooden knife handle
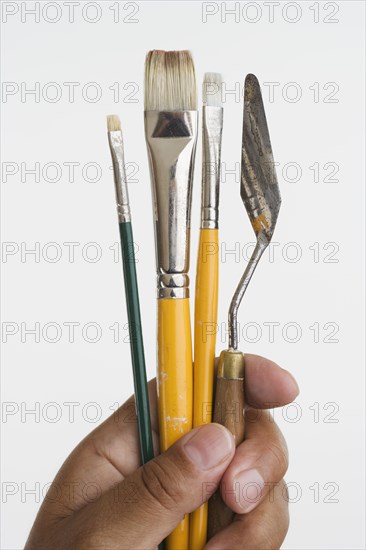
[208,350,245,539]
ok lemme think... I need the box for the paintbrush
[144,50,198,550]
[190,72,223,550]
[107,115,154,465]
[208,74,281,538]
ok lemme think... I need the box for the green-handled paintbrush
[107,115,154,465]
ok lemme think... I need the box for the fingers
[205,480,289,550]
[72,424,235,549]
[219,410,288,514]
[90,378,160,474]
[35,380,159,520]
[31,354,297,524]
[244,354,299,408]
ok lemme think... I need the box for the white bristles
[107,115,121,132]
[203,72,222,107]
[144,50,197,111]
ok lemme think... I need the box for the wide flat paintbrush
[107,115,154,466]
[144,50,198,550]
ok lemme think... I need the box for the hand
[25,354,299,550]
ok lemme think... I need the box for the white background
[1,1,365,548]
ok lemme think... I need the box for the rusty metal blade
[241,74,281,242]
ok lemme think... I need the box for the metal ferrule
[201,106,223,229]
[108,130,131,223]
[217,349,244,379]
[145,110,198,299]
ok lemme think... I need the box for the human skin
[25,354,299,550]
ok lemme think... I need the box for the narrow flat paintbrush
[144,50,198,550]
[107,115,154,465]
[190,73,223,550]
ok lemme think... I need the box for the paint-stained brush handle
[208,350,245,539]
[190,228,219,549]
[158,296,193,549]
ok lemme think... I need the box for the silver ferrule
[108,130,131,223]
[145,110,198,299]
[201,106,223,229]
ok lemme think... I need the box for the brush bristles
[107,115,121,132]
[144,50,197,111]
[203,73,222,107]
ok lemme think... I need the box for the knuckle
[140,458,184,511]
[267,435,289,475]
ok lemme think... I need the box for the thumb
[85,424,235,548]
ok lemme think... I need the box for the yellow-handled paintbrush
[144,50,198,550]
[190,73,223,550]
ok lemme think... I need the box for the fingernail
[184,424,234,471]
[233,469,265,512]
